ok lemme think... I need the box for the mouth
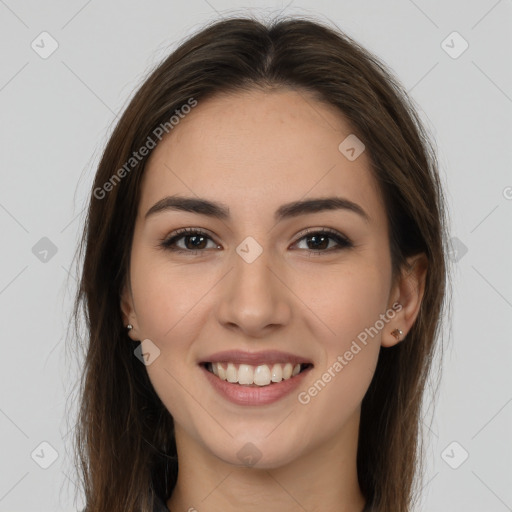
[200,361,314,387]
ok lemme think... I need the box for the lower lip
[201,365,312,406]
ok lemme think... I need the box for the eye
[292,227,353,255]
[159,227,353,256]
[159,228,220,254]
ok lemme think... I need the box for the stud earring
[390,328,403,341]
[126,324,133,330]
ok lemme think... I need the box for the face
[121,88,408,469]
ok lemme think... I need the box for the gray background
[0,0,511,511]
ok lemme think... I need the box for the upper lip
[199,350,313,367]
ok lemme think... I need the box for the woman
[71,15,449,512]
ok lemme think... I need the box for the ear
[382,253,428,348]
[120,280,139,341]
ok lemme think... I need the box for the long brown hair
[69,15,449,512]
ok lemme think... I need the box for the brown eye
[160,228,219,253]
[160,227,352,256]
[304,233,330,251]
[181,233,208,250]
[293,228,352,254]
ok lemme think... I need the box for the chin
[202,431,309,470]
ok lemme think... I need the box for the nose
[215,248,292,338]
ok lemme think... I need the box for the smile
[204,362,313,387]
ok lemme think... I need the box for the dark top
[152,495,371,511]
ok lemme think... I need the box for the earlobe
[390,328,403,342]
[382,253,428,348]
[120,281,138,340]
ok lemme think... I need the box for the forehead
[140,88,385,223]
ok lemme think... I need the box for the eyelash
[159,227,353,256]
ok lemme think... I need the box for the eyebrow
[145,195,369,223]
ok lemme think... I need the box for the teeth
[208,362,305,386]
[270,363,282,382]
[226,363,237,383]
[238,364,253,385]
[253,365,271,385]
[217,364,227,381]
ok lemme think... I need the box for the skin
[121,88,427,512]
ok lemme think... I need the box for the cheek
[293,284,384,448]
[292,257,391,351]
[129,247,215,341]
[291,261,389,424]
[128,253,211,418]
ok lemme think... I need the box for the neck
[167,412,366,512]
